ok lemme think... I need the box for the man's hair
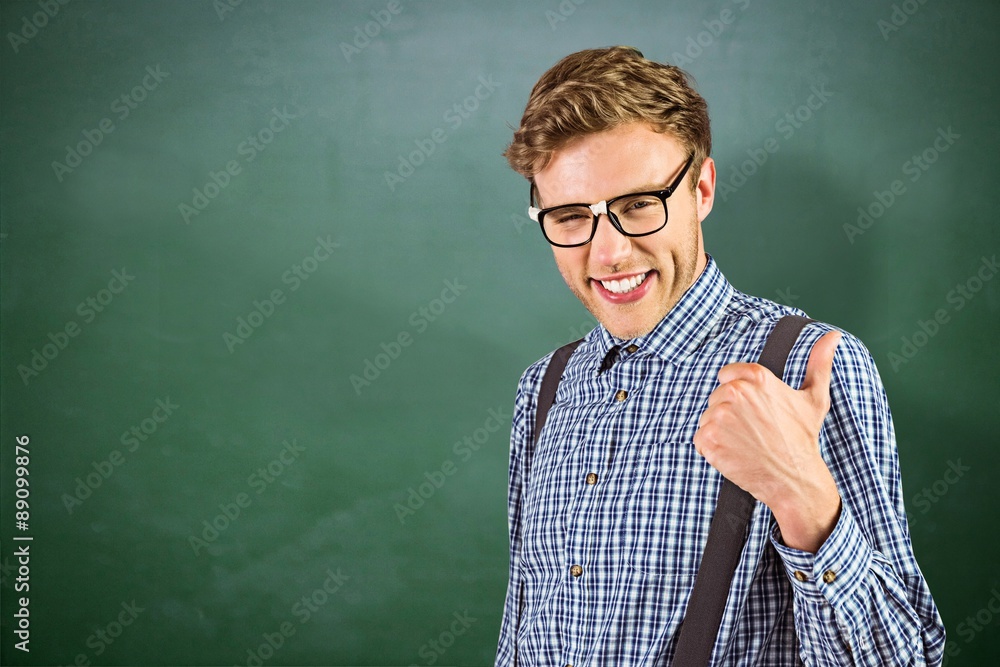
[504,46,711,192]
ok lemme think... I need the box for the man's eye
[617,196,659,215]
[552,210,590,224]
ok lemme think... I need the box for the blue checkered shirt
[495,255,945,666]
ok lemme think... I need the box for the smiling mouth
[599,272,648,295]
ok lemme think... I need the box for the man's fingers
[717,361,769,386]
[802,330,842,406]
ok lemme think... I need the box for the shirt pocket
[622,439,712,580]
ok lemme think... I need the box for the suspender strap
[514,338,583,667]
[533,339,584,446]
[673,314,814,665]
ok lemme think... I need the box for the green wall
[1,0,997,664]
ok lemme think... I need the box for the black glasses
[528,155,693,248]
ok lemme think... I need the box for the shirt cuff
[769,502,873,608]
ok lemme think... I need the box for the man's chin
[567,282,662,340]
[589,310,659,341]
[603,323,656,340]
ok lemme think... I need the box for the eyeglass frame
[527,154,695,248]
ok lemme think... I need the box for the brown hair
[504,46,711,192]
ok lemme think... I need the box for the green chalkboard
[1,0,998,665]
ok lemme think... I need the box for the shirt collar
[591,253,733,366]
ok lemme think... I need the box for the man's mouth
[599,272,648,295]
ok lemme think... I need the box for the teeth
[601,272,647,294]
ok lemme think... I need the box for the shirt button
[614,389,628,402]
[585,472,598,485]
[822,570,837,584]
[570,564,583,577]
[793,570,809,582]
[625,344,638,353]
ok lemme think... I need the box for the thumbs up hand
[693,330,844,553]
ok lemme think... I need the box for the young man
[495,47,945,666]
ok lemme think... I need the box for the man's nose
[589,213,632,267]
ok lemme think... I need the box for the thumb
[801,330,842,406]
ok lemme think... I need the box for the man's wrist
[768,465,842,553]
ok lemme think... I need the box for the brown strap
[514,338,583,666]
[672,314,814,665]
[533,339,584,446]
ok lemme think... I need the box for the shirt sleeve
[495,357,545,666]
[768,327,946,666]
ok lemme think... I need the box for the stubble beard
[567,219,701,341]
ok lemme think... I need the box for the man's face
[533,123,716,340]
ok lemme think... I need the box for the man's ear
[695,156,716,223]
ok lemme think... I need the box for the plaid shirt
[495,255,945,666]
